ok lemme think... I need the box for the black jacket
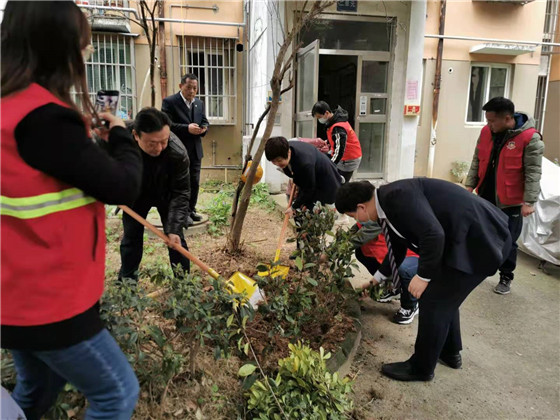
[135,132,190,235]
[325,106,349,164]
[283,140,342,209]
[376,178,511,279]
[161,93,209,161]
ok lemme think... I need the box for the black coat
[161,93,209,161]
[283,140,342,209]
[376,178,511,279]
[135,132,190,235]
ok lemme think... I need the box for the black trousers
[338,169,353,184]
[411,266,486,375]
[189,157,202,214]
[499,206,523,280]
[119,198,190,280]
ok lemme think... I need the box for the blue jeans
[10,329,139,420]
[398,256,419,310]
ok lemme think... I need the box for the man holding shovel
[118,108,191,281]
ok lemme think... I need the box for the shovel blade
[228,271,265,309]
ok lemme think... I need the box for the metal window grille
[83,33,136,119]
[534,75,547,131]
[179,37,237,124]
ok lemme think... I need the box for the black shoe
[186,216,194,227]
[190,212,203,222]
[392,306,419,325]
[494,274,512,295]
[381,359,434,382]
[438,352,462,369]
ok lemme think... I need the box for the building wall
[129,0,245,182]
[542,18,560,164]
[416,0,547,180]
[274,0,419,185]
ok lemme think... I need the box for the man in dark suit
[335,179,511,381]
[162,73,209,225]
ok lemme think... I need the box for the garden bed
[2,183,362,419]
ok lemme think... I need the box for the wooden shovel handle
[118,205,220,279]
[274,184,296,262]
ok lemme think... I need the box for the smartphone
[95,90,120,115]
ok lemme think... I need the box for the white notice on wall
[360,96,367,115]
[406,80,418,101]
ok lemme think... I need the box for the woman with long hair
[1,2,143,419]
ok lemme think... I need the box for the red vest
[360,231,418,262]
[1,83,106,326]
[475,125,536,206]
[326,121,362,161]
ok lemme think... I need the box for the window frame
[465,62,512,125]
[178,37,237,125]
[82,32,137,119]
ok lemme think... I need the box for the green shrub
[250,183,276,212]
[204,191,233,236]
[244,342,353,419]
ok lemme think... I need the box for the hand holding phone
[94,90,120,128]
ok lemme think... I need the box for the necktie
[380,218,401,292]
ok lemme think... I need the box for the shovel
[257,183,296,279]
[118,205,265,309]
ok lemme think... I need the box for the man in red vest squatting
[312,101,362,183]
[465,97,544,295]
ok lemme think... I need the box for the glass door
[356,58,390,178]
[294,40,319,138]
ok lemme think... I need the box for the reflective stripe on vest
[0,188,96,219]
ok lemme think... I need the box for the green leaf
[294,256,303,271]
[306,277,318,286]
[226,313,234,328]
[238,363,257,377]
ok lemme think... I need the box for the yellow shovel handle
[274,184,296,263]
[118,205,220,280]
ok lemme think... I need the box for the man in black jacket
[335,179,511,381]
[265,137,342,218]
[119,108,190,280]
[162,73,209,225]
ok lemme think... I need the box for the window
[179,37,237,124]
[84,33,136,119]
[467,64,511,123]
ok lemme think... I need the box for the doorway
[316,55,357,140]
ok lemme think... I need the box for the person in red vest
[350,221,420,325]
[1,2,143,419]
[465,97,544,295]
[312,101,362,183]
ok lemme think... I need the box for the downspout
[158,1,168,98]
[427,0,446,178]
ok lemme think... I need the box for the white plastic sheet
[518,157,560,265]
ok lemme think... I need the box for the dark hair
[482,97,515,116]
[265,136,290,161]
[133,107,171,135]
[1,1,95,115]
[312,101,331,117]
[335,181,376,214]
[180,73,198,84]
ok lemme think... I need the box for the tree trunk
[227,79,282,252]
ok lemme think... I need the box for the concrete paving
[269,192,560,419]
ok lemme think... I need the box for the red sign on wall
[404,105,420,116]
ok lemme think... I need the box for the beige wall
[417,0,546,180]
[425,0,546,65]
[130,0,246,177]
[542,81,560,163]
[415,60,541,179]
